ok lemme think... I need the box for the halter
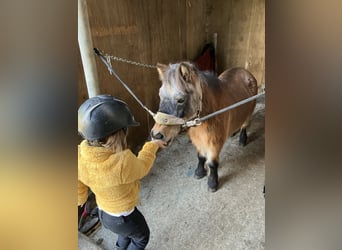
[153,112,187,126]
[153,110,201,127]
[94,48,265,128]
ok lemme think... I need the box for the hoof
[194,169,207,179]
[208,186,218,192]
[208,179,218,192]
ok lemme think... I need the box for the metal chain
[104,54,157,69]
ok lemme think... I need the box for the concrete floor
[80,98,265,250]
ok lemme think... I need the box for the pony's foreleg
[194,154,207,179]
[208,160,219,192]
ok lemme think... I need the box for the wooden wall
[78,0,265,150]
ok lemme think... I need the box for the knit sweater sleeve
[120,141,159,183]
[78,180,88,206]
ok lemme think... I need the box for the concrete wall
[78,0,265,150]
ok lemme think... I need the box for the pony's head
[151,62,202,146]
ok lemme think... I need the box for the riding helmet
[78,94,140,140]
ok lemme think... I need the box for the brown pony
[151,62,257,192]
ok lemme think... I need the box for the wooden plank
[185,0,208,60]
[207,0,265,85]
[79,0,190,149]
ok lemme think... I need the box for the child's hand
[151,139,167,148]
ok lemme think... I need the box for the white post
[78,0,100,97]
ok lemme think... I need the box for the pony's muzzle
[151,123,182,147]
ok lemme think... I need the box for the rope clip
[183,118,202,128]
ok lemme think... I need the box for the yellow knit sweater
[78,140,159,213]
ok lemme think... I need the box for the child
[78,94,166,250]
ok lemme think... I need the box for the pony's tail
[258,83,266,94]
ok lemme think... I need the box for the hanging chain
[104,54,157,69]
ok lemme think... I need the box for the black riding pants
[98,207,150,250]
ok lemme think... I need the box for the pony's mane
[199,70,221,90]
[164,63,193,94]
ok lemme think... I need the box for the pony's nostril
[152,131,164,140]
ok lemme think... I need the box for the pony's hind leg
[239,128,247,146]
[239,115,252,146]
[208,160,219,192]
[194,154,207,179]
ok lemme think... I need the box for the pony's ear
[179,63,192,82]
[156,63,167,80]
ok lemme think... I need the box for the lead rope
[94,48,156,117]
[183,89,265,128]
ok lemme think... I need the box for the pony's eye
[177,98,185,104]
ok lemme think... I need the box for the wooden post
[211,33,218,73]
[78,0,100,98]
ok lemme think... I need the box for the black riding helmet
[78,94,140,140]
